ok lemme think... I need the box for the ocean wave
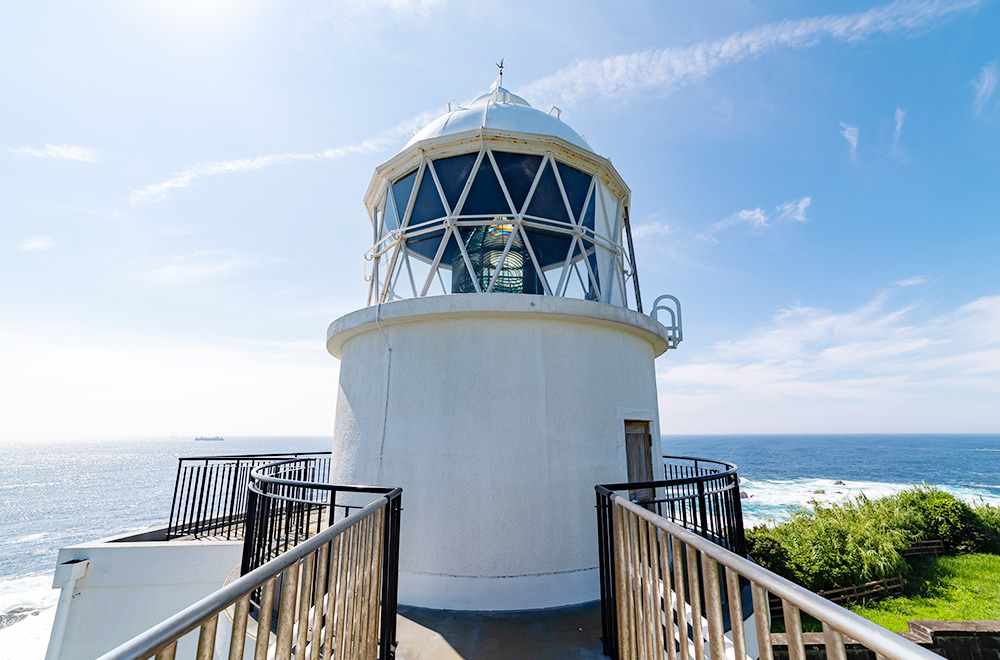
[739,477,1000,527]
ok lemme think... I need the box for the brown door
[625,420,654,502]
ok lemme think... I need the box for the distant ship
[193,436,224,442]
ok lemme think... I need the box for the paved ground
[395,601,607,659]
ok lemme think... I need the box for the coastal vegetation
[746,485,1000,592]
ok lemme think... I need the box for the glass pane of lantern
[458,159,512,217]
[404,226,446,262]
[493,151,543,214]
[556,161,592,222]
[449,225,483,293]
[562,261,588,300]
[426,259,452,296]
[525,160,571,224]
[391,170,417,225]
[586,245,601,301]
[522,222,574,270]
[384,189,399,233]
[409,169,447,226]
[580,183,596,232]
[431,153,478,212]
[404,248,434,298]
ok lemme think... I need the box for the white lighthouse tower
[326,82,680,611]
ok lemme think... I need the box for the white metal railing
[96,488,401,660]
[607,493,942,660]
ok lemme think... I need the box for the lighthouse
[326,81,679,611]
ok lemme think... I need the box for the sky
[2,0,998,440]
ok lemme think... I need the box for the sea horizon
[2,432,999,657]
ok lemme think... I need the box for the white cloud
[631,220,672,240]
[9,144,101,164]
[710,196,811,236]
[522,0,983,106]
[893,107,906,150]
[775,197,811,223]
[840,122,859,159]
[18,236,56,251]
[656,290,1000,433]
[129,110,438,205]
[973,62,998,113]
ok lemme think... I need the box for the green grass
[845,554,1000,631]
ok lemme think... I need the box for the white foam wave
[740,478,1000,527]
[0,574,56,613]
[0,606,55,660]
[0,573,57,660]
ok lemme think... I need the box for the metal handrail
[605,492,942,660]
[97,489,400,660]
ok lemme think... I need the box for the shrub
[746,485,1000,592]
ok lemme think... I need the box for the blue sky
[3,0,998,440]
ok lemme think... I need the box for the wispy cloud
[299,0,446,49]
[703,197,811,240]
[973,62,998,114]
[129,111,438,205]
[840,122,859,159]
[17,236,56,251]
[656,290,1000,432]
[895,275,926,287]
[522,0,983,106]
[9,144,100,164]
[138,249,263,285]
[893,107,906,151]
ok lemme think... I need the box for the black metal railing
[166,452,331,540]
[240,458,402,660]
[596,455,746,658]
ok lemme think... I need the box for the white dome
[403,83,592,152]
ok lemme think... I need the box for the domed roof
[403,82,592,152]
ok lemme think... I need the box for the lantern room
[363,83,638,308]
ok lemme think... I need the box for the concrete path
[395,601,606,659]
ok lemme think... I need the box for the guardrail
[596,490,943,660]
[240,458,399,578]
[98,487,402,660]
[166,452,331,540]
[597,456,746,658]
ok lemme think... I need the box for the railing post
[697,478,708,536]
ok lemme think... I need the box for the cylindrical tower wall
[328,295,668,610]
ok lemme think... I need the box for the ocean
[2,434,999,658]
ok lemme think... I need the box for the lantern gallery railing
[97,489,402,660]
[595,492,942,660]
[166,452,331,540]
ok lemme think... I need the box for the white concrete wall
[328,295,670,610]
[46,529,242,660]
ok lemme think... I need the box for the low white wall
[46,528,242,660]
[328,295,670,610]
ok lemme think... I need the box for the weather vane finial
[496,58,508,88]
